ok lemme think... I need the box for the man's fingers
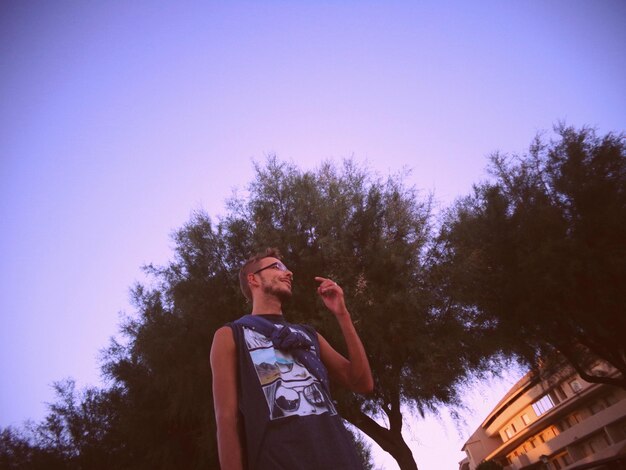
[314,277,343,299]
[314,276,339,287]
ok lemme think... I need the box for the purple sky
[1,1,624,468]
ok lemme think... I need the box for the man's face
[253,257,293,302]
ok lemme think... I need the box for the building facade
[461,362,626,470]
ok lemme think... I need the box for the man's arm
[210,326,244,470]
[315,277,374,394]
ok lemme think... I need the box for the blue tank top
[228,314,362,470]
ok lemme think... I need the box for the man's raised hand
[314,276,348,317]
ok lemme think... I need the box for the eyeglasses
[275,383,326,413]
[252,261,289,275]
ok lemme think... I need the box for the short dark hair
[238,247,283,301]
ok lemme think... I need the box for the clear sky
[1,1,624,468]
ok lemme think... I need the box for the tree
[476,460,503,470]
[0,427,43,470]
[0,380,124,470]
[437,125,626,388]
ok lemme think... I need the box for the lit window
[550,451,571,470]
[532,395,555,416]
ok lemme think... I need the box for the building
[461,362,626,470]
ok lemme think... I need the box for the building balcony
[506,398,626,470]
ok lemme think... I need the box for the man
[210,248,374,469]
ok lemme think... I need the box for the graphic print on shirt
[243,325,337,420]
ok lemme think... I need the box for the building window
[521,413,532,425]
[577,442,590,459]
[532,394,556,416]
[603,392,618,406]
[543,425,560,441]
[570,379,582,393]
[551,451,572,470]
[588,432,611,453]
[589,400,606,415]
[559,413,580,431]
[505,427,515,439]
[555,385,567,401]
[538,427,559,443]
[577,431,611,457]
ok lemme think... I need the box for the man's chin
[276,289,292,303]
[263,285,292,303]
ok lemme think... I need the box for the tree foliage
[0,380,124,470]
[476,460,503,470]
[437,125,626,388]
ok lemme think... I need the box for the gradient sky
[1,1,624,468]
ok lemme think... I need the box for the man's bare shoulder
[211,326,235,354]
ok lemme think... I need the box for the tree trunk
[388,438,418,470]
[343,407,419,470]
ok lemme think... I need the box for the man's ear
[247,272,259,289]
